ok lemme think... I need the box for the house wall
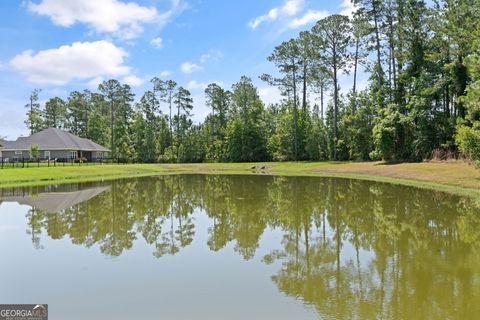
[93,151,110,159]
[2,150,75,160]
[1,150,110,161]
[47,150,73,159]
[1,150,30,159]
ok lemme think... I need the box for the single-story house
[0,128,110,161]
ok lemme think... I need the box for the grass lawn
[0,161,479,196]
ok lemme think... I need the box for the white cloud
[187,80,224,91]
[160,70,172,77]
[28,0,186,39]
[87,76,103,89]
[259,86,283,106]
[150,37,163,49]
[249,0,304,29]
[340,0,357,17]
[122,75,144,87]
[200,49,224,63]
[181,50,223,75]
[287,9,329,29]
[282,0,304,15]
[10,40,131,85]
[187,80,208,91]
[180,61,203,74]
[249,8,279,29]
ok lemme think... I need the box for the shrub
[370,105,411,162]
[455,125,480,165]
[29,144,40,159]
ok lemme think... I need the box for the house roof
[1,128,110,152]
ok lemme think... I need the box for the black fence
[0,157,128,169]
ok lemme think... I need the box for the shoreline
[0,161,479,197]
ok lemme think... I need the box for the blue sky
[0,0,355,139]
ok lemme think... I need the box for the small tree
[455,125,480,165]
[29,144,40,159]
[25,89,44,134]
[370,105,412,162]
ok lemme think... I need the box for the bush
[455,125,480,165]
[370,105,411,162]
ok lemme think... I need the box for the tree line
[23,0,480,163]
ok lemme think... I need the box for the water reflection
[2,175,480,319]
[1,186,107,212]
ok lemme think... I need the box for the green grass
[0,163,168,187]
[0,161,479,197]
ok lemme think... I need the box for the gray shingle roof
[1,128,110,152]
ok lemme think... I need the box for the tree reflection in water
[2,175,480,319]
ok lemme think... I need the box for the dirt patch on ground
[308,161,480,189]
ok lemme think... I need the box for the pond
[0,175,479,319]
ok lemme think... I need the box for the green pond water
[1,175,479,319]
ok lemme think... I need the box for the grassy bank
[0,161,479,196]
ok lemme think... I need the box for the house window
[44,151,51,159]
[69,151,77,159]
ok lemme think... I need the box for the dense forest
[22,0,480,164]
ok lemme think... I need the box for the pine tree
[312,14,353,160]
[25,89,44,134]
[44,97,67,129]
